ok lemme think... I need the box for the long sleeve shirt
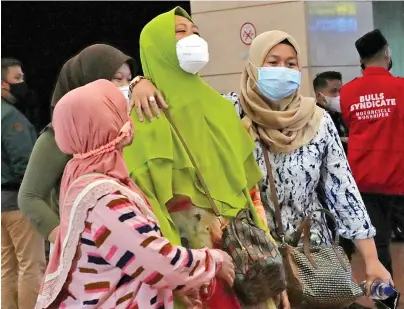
[18,128,68,236]
[1,99,37,212]
[59,192,223,309]
[224,92,375,245]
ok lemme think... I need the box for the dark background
[2,1,190,130]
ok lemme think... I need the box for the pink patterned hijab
[54,78,136,200]
[36,79,139,308]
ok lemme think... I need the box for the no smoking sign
[240,22,256,46]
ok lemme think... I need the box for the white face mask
[119,85,130,104]
[321,93,341,113]
[176,34,209,74]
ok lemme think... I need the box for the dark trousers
[392,202,404,241]
[362,193,403,277]
[340,236,355,261]
[325,220,356,260]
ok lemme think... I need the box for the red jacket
[340,67,404,195]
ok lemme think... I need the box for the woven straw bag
[263,145,363,309]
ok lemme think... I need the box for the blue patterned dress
[224,92,375,245]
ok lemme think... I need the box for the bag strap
[262,145,335,244]
[161,108,221,217]
[262,143,285,238]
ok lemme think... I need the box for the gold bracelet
[129,76,150,93]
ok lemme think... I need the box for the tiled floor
[351,243,404,309]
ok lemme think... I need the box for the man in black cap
[340,29,404,278]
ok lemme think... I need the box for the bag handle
[297,208,348,271]
[161,108,221,217]
[262,144,285,239]
[293,208,339,247]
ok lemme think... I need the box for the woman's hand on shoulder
[129,77,168,122]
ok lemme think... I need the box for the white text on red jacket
[350,92,396,120]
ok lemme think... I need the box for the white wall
[190,1,312,95]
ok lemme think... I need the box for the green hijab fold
[124,7,263,245]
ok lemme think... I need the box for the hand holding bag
[262,145,363,309]
[161,108,286,305]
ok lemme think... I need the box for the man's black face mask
[9,81,29,102]
[388,59,393,71]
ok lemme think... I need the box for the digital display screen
[310,17,358,33]
[307,1,374,67]
[308,2,358,33]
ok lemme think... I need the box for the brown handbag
[161,108,286,305]
[262,145,363,309]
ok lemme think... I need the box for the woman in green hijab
[124,7,276,309]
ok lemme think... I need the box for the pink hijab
[54,78,136,201]
[36,79,140,308]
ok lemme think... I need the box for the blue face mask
[251,64,301,101]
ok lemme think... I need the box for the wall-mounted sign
[310,17,358,33]
[308,2,356,16]
[308,2,358,33]
[240,22,256,46]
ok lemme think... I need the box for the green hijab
[124,7,263,245]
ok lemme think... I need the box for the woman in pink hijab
[35,79,235,309]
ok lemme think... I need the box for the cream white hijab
[239,30,323,153]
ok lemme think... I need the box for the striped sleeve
[88,193,223,291]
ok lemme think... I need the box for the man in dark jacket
[1,58,40,133]
[340,30,404,277]
[1,58,45,309]
[314,71,349,152]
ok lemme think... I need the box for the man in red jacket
[340,29,404,276]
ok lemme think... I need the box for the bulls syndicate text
[350,93,396,120]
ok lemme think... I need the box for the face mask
[9,81,29,102]
[119,85,130,104]
[321,93,341,113]
[251,64,301,101]
[176,34,209,74]
[360,63,366,71]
